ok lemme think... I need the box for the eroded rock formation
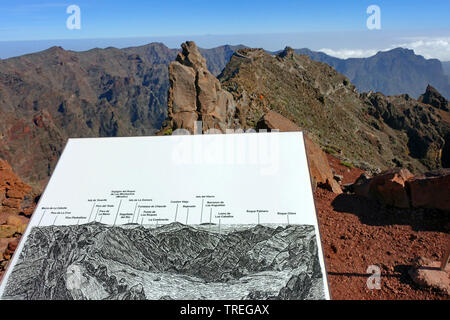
[165,41,237,133]
[419,85,449,112]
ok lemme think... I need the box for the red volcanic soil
[315,156,449,300]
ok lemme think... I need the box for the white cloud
[395,37,450,61]
[317,48,378,59]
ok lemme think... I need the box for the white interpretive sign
[0,132,330,300]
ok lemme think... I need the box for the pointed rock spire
[419,85,449,111]
[166,41,237,134]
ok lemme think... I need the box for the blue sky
[1,1,450,60]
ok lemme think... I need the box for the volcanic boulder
[352,169,414,208]
[256,110,301,133]
[406,169,450,211]
[349,168,450,211]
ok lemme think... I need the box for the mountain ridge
[218,46,450,173]
[1,42,449,188]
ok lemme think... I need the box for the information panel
[0,132,330,300]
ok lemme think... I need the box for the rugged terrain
[1,43,450,188]
[219,47,450,174]
[0,43,242,188]
[2,223,324,300]
[317,156,449,300]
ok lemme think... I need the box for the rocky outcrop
[351,169,414,208]
[304,136,343,194]
[165,41,237,133]
[348,168,450,211]
[257,111,342,194]
[363,90,450,171]
[419,85,449,112]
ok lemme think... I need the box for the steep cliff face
[0,44,173,187]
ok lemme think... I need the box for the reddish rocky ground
[0,160,36,282]
[316,155,449,300]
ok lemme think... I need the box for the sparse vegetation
[323,146,339,155]
[340,161,354,168]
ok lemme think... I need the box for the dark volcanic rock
[419,85,449,111]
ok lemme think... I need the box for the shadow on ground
[331,194,449,232]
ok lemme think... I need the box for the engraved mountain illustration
[3,222,324,300]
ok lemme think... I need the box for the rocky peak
[278,46,295,59]
[176,41,208,71]
[419,85,449,111]
[165,41,237,134]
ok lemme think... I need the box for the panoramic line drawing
[2,222,325,300]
